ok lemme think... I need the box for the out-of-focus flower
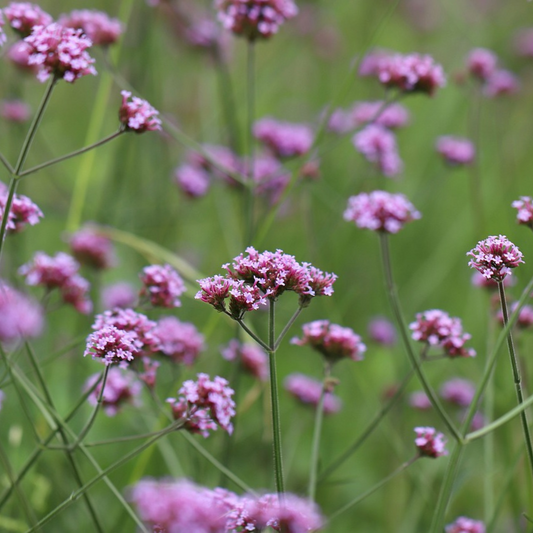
[189,144,242,185]
[352,101,410,129]
[4,2,52,38]
[353,125,403,177]
[253,117,314,158]
[436,136,475,166]
[367,316,396,346]
[184,18,219,49]
[139,264,186,308]
[0,182,43,233]
[445,516,485,533]
[24,23,97,83]
[414,426,448,458]
[496,301,533,329]
[7,41,36,72]
[62,274,92,314]
[174,163,211,198]
[440,378,475,407]
[101,282,137,309]
[284,373,341,414]
[153,316,204,365]
[471,271,514,291]
[483,70,519,98]
[344,190,421,233]
[512,196,533,229]
[69,225,115,270]
[59,9,123,46]
[465,48,497,81]
[409,391,431,410]
[328,107,355,134]
[221,339,268,381]
[467,235,524,282]
[0,99,31,122]
[119,90,161,133]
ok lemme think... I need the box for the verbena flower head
[24,23,97,83]
[4,2,52,37]
[410,309,476,358]
[84,325,142,365]
[0,183,43,233]
[414,426,448,458]
[367,316,396,346]
[352,100,410,129]
[119,90,161,133]
[153,316,205,365]
[139,264,186,308]
[409,391,431,410]
[253,117,314,158]
[344,190,421,233]
[0,99,31,122]
[84,367,142,416]
[291,320,366,363]
[483,70,519,98]
[445,516,485,533]
[221,339,268,381]
[466,48,498,81]
[467,235,524,282]
[58,10,123,46]
[440,378,475,407]
[174,163,211,198]
[248,154,290,205]
[353,125,403,177]
[101,282,137,309]
[69,225,115,270]
[215,0,298,41]
[496,301,533,329]
[284,373,341,414]
[436,136,475,166]
[512,196,533,229]
[167,373,236,437]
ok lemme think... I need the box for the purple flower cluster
[440,378,475,407]
[367,316,396,346]
[84,367,142,416]
[291,320,366,363]
[352,101,410,130]
[414,426,448,458]
[19,251,92,313]
[153,316,205,365]
[253,117,314,158]
[139,264,186,308]
[410,309,476,358]
[445,516,485,533]
[174,163,211,198]
[167,373,236,437]
[69,225,115,270]
[284,373,341,414]
[0,99,31,122]
[119,90,161,133]
[101,282,137,309]
[436,136,475,166]
[409,391,431,410]
[84,325,142,365]
[4,2,52,37]
[215,0,298,41]
[344,190,421,233]
[58,9,123,46]
[221,339,268,381]
[467,235,524,282]
[512,196,533,229]
[0,182,43,234]
[496,301,533,329]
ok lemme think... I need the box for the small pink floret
[512,196,533,228]
[139,264,186,308]
[414,426,448,458]
[436,136,475,166]
[59,9,123,46]
[284,373,342,414]
[119,90,161,133]
[69,225,115,270]
[4,2,52,37]
[253,117,314,158]
[353,125,403,177]
[466,48,498,81]
[445,516,485,533]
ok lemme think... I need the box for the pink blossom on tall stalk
[440,378,475,407]
[139,264,186,308]
[101,282,137,309]
[62,274,92,314]
[0,182,43,233]
[284,373,341,414]
[0,99,31,122]
[119,90,161,133]
[512,196,533,229]
[4,2,52,37]
[353,125,403,177]
[24,23,97,83]
[496,302,533,329]
[436,136,475,166]
[367,316,396,346]
[414,426,448,458]
[174,163,211,198]
[167,373,236,437]
[153,316,205,365]
[221,339,268,381]
[465,48,498,81]
[409,391,431,410]
[59,10,123,46]
[84,367,142,416]
[344,190,421,233]
[467,235,524,282]
[445,516,485,533]
[69,225,115,270]
[352,100,410,129]
[215,0,298,41]
[483,70,519,98]
[84,325,142,365]
[253,117,314,158]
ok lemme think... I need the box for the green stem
[0,176,19,260]
[0,151,13,174]
[274,305,303,350]
[236,317,271,351]
[245,39,256,246]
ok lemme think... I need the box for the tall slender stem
[274,305,303,350]
[245,39,256,245]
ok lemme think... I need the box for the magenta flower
[440,378,475,407]
[195,275,233,313]
[69,225,115,270]
[465,48,497,81]
[328,108,355,134]
[353,125,403,177]
[0,183,43,234]
[352,100,410,130]
[445,516,485,533]
[184,18,220,49]
[512,196,533,229]
[167,373,236,437]
[414,426,448,458]
[119,90,161,133]
[221,339,268,381]
[61,274,92,314]
[483,70,519,98]
[4,2,52,37]
[174,163,211,198]
[24,23,97,83]
[84,325,142,365]
[59,9,123,46]
[436,136,475,166]
[284,373,341,414]
[248,154,290,205]
[0,99,31,122]
[153,316,205,365]
[367,316,396,346]
[409,391,431,410]
[84,367,142,416]
[291,320,366,363]
[101,282,137,309]
[215,0,298,41]
[496,301,533,329]
[139,264,186,308]
[7,41,36,72]
[253,117,314,158]
[471,271,514,291]
[344,190,421,234]
[188,144,242,185]
[467,235,524,282]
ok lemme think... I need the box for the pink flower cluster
[344,190,421,233]
[440,378,475,407]
[84,367,142,416]
[101,282,137,309]
[467,235,524,282]
[284,373,342,414]
[139,264,186,308]
[445,516,485,533]
[436,136,475,166]
[221,339,268,381]
[496,301,533,329]
[69,225,115,270]
[410,309,476,358]
[24,22,97,83]
[153,316,205,365]
[291,320,366,363]
[4,2,52,37]
[352,101,410,130]
[367,316,396,346]
[174,163,211,198]
[167,373,236,437]
[119,90,161,133]
[253,117,314,158]
[512,196,533,229]
[58,9,123,46]
[84,325,143,365]
[215,0,298,40]
[409,391,431,410]
[0,182,43,234]
[414,426,448,458]
[0,99,31,122]
[360,50,446,96]
[19,251,92,313]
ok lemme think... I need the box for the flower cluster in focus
[119,90,161,133]
[414,426,448,458]
[139,264,186,308]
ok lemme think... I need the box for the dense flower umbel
[291,320,366,363]
[221,339,268,381]
[253,117,314,158]
[153,316,205,365]
[84,325,142,365]
[167,373,236,437]
[284,373,341,414]
[344,190,421,233]
[69,225,115,270]
[24,23,97,83]
[353,125,403,177]
[119,90,161,133]
[414,426,448,458]
[512,196,533,229]
[4,2,52,37]
[436,136,475,166]
[445,516,486,533]
[139,264,186,308]
[410,309,476,358]
[58,10,123,46]
[0,182,43,233]
[84,367,142,416]
[466,48,498,81]
[467,235,524,282]
[215,0,298,41]
[440,378,475,407]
